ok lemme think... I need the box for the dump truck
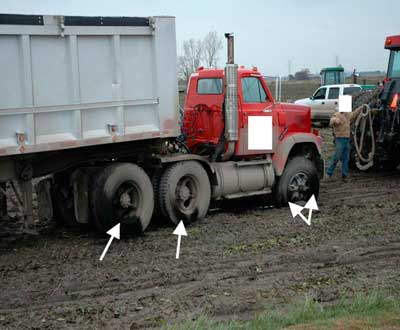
[0,14,323,234]
[351,35,400,171]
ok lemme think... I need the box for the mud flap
[72,170,90,224]
[35,178,53,222]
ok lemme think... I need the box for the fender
[272,132,322,176]
[157,153,214,172]
[156,153,217,185]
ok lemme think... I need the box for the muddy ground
[0,128,399,330]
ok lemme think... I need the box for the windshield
[323,71,344,85]
[242,77,268,103]
[388,50,400,78]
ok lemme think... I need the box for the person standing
[326,106,362,181]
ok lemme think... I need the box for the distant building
[344,70,385,77]
[358,70,386,77]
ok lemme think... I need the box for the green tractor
[320,66,375,90]
[320,66,345,85]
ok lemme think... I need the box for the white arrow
[288,202,310,225]
[173,221,187,259]
[304,195,318,224]
[99,223,120,261]
[288,195,318,226]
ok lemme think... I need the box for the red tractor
[181,34,323,209]
[351,35,400,170]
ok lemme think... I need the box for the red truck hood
[277,102,311,113]
[274,102,312,134]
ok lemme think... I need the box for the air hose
[353,104,375,170]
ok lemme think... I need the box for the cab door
[325,86,340,111]
[310,87,327,110]
[236,75,274,156]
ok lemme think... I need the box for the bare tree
[202,30,223,68]
[178,38,203,82]
[178,31,223,82]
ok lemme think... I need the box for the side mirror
[278,111,287,126]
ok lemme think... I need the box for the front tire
[159,161,211,225]
[91,163,154,234]
[274,157,319,207]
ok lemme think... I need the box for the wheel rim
[174,175,198,215]
[287,172,311,202]
[112,181,141,224]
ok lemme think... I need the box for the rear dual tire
[53,161,210,234]
[157,161,211,225]
[91,163,154,234]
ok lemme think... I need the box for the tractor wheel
[91,163,154,234]
[350,89,400,171]
[159,161,211,225]
[349,90,378,170]
[372,148,400,171]
[274,157,319,207]
[352,89,378,109]
[351,136,400,171]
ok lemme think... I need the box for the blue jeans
[326,137,349,177]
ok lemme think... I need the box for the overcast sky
[1,0,399,76]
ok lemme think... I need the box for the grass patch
[223,234,317,256]
[166,291,400,330]
[223,238,279,255]
[188,227,201,237]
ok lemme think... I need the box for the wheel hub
[288,172,310,201]
[178,185,191,201]
[174,176,197,211]
[120,192,132,208]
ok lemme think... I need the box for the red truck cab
[183,66,322,177]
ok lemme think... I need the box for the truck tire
[159,161,210,225]
[91,163,154,234]
[371,149,400,171]
[274,157,319,207]
[151,170,165,224]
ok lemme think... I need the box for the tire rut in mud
[0,128,399,329]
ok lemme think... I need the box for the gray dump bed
[0,14,179,157]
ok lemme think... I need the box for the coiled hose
[353,104,375,170]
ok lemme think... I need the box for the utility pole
[288,60,292,76]
[335,54,339,66]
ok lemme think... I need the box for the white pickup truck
[294,84,362,124]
